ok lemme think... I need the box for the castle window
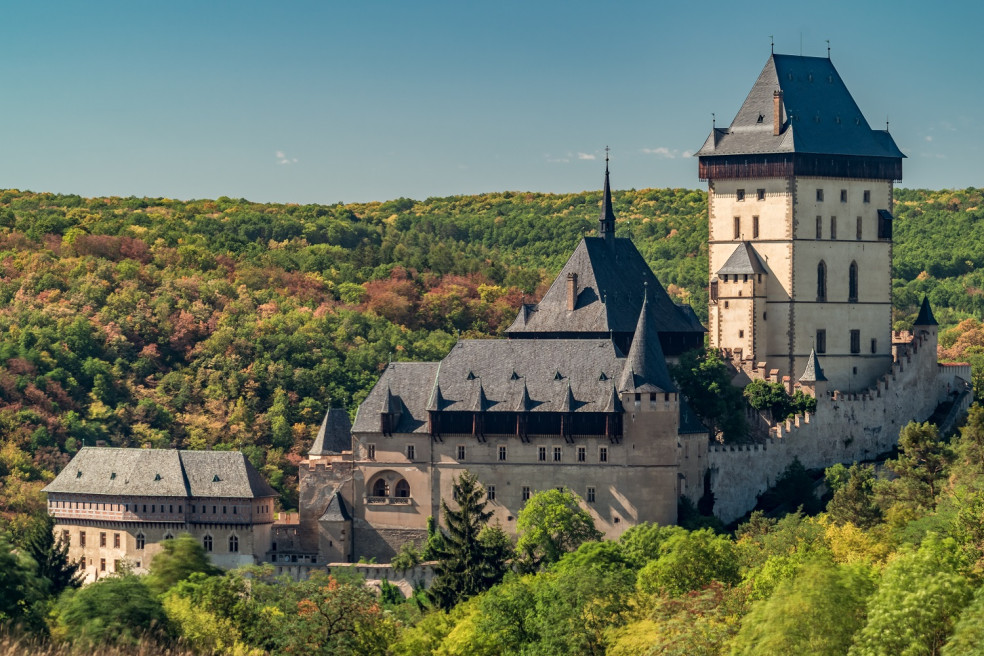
[817,261,827,302]
[395,479,411,498]
[599,447,608,463]
[212,506,217,514]
[62,530,70,546]
[79,559,85,570]
[830,216,837,240]
[367,444,376,460]
[736,189,745,202]
[457,445,465,460]
[228,535,239,553]
[100,532,106,547]
[163,532,174,541]
[757,188,765,201]
[498,446,507,461]
[222,506,227,514]
[739,330,744,338]
[136,533,145,550]
[487,485,495,501]
[587,487,596,503]
[577,446,586,462]
[733,217,740,239]
[724,301,729,309]
[538,446,546,462]
[100,558,106,572]
[840,189,847,202]
[372,479,390,497]
[871,338,878,354]
[857,216,863,240]
[816,330,827,354]
[752,216,759,239]
[816,189,824,202]
[553,447,562,462]
[80,531,86,547]
[114,533,120,548]
[816,215,822,239]
[851,330,861,354]
[863,190,871,203]
[406,444,415,461]
[203,535,213,553]
[849,262,859,302]
[522,486,531,502]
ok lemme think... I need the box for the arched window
[395,479,411,498]
[229,535,239,553]
[372,479,390,497]
[817,261,827,302]
[849,261,859,302]
[136,533,145,550]
[203,535,213,552]
[163,532,174,541]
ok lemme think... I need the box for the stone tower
[696,54,905,391]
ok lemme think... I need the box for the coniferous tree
[428,471,509,610]
[22,512,82,596]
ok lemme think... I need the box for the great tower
[696,53,905,391]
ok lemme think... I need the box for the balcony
[366,496,412,505]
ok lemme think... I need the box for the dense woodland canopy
[0,185,981,526]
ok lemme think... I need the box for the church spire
[599,147,616,239]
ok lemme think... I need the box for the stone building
[697,53,904,392]
[43,447,278,582]
[298,163,710,562]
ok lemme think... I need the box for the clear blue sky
[1,0,979,204]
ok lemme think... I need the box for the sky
[1,0,981,204]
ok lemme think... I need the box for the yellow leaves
[820,516,893,566]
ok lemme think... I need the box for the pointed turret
[381,387,400,414]
[308,407,353,457]
[799,348,827,383]
[469,381,491,413]
[598,155,616,239]
[514,381,534,413]
[600,383,624,414]
[618,289,676,393]
[914,295,938,327]
[426,382,446,412]
[558,381,576,413]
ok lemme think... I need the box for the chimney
[566,273,578,311]
[773,90,783,136]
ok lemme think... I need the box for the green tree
[880,421,953,514]
[146,533,221,595]
[516,487,601,571]
[826,463,883,528]
[0,537,44,628]
[618,522,687,569]
[21,512,82,596]
[637,528,740,597]
[670,348,747,441]
[743,379,793,421]
[942,586,984,655]
[428,471,509,610]
[757,458,822,514]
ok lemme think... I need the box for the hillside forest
[0,185,982,528]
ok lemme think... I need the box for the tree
[743,379,794,422]
[146,533,221,595]
[670,348,747,441]
[21,512,82,597]
[0,537,45,628]
[757,458,822,514]
[391,540,422,574]
[881,421,953,514]
[618,522,687,569]
[515,488,601,571]
[428,471,510,610]
[942,586,984,655]
[825,463,883,528]
[636,528,740,597]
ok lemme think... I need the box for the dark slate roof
[914,295,938,326]
[318,491,352,522]
[678,397,708,435]
[675,304,708,333]
[598,162,616,237]
[696,54,904,159]
[43,448,277,499]
[717,242,767,276]
[618,294,676,393]
[308,408,352,456]
[352,362,440,434]
[799,349,828,383]
[505,236,702,337]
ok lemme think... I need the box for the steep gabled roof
[618,294,676,393]
[352,362,440,434]
[308,408,352,456]
[914,295,938,326]
[717,242,767,276]
[697,54,904,159]
[318,491,352,522]
[799,348,828,383]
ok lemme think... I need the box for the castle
[46,53,975,571]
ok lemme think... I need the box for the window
[367,444,376,460]
[151,505,155,513]
[577,446,586,462]
[395,479,411,498]
[538,446,547,462]
[372,479,390,497]
[733,216,740,239]
[143,505,147,512]
[850,329,861,354]
[757,188,765,201]
[457,445,465,460]
[587,487,596,503]
[830,216,837,240]
[163,532,173,541]
[222,506,227,514]
[816,330,827,354]
[114,533,120,548]
[752,215,759,239]
[62,530,70,546]
[856,216,863,240]
[169,504,173,513]
[724,300,729,309]
[840,189,847,202]
[816,189,824,202]
[736,188,745,202]
[599,447,608,463]
[80,559,86,570]
[487,485,496,501]
[739,329,744,338]
[203,535,213,553]
[522,486,531,502]
[863,190,871,203]
[849,262,859,302]
[100,558,106,572]
[212,506,217,514]
[229,535,239,553]
[816,215,822,239]
[136,533,145,550]
[498,446,507,461]
[817,261,827,302]
[80,531,86,548]
[100,532,106,547]
[553,447,562,462]
[406,444,415,461]
[871,338,878,354]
